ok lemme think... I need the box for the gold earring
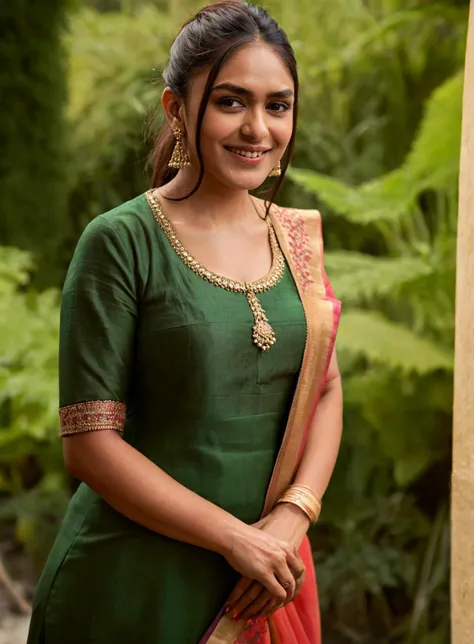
[168,127,190,169]
[269,161,282,177]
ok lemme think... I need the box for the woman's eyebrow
[212,82,294,99]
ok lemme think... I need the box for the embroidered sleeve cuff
[59,400,126,436]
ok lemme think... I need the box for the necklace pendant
[246,290,276,351]
[253,319,276,351]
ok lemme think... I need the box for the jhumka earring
[269,161,282,177]
[168,127,190,169]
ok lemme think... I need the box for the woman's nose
[241,109,269,141]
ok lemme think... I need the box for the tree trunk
[452,2,474,642]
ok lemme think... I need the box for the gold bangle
[277,484,322,525]
[290,485,322,513]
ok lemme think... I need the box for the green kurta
[27,193,306,644]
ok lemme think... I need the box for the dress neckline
[145,189,285,295]
[145,189,285,351]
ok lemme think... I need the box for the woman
[27,2,342,643]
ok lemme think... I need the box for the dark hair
[148,0,298,209]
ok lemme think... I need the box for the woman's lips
[225,146,271,165]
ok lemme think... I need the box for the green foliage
[289,70,463,231]
[291,61,459,641]
[0,0,71,285]
[324,252,433,304]
[0,248,67,570]
[338,310,453,374]
[66,5,174,242]
[266,0,467,195]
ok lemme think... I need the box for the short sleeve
[58,216,137,436]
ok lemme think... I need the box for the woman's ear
[161,87,184,129]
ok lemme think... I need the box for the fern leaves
[325,251,432,303]
[338,310,453,374]
[290,71,463,228]
[289,71,459,375]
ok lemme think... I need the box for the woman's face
[182,42,295,192]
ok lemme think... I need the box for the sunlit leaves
[337,310,453,374]
[325,251,433,304]
[0,249,60,481]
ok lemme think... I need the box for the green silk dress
[26,193,306,644]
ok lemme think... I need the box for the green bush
[65,5,174,247]
[290,68,459,642]
[0,248,68,570]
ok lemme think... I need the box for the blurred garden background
[0,0,466,641]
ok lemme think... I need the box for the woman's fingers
[239,566,306,622]
[238,589,275,621]
[225,577,253,611]
[285,544,305,597]
[259,597,283,618]
[230,545,306,622]
[233,576,288,622]
[276,562,296,602]
[229,581,265,620]
[294,567,306,595]
[285,544,305,580]
[259,572,288,604]
[224,529,306,621]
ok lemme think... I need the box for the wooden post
[453,3,474,642]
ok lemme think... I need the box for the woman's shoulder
[83,192,155,243]
[68,193,155,292]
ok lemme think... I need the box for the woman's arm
[294,349,343,500]
[253,350,343,546]
[64,431,239,552]
[63,431,302,603]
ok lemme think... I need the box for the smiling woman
[208,73,294,172]
[159,43,295,200]
[26,2,343,644]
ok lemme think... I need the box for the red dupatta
[200,205,341,644]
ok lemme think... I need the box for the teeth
[229,148,264,158]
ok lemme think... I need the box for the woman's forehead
[191,43,294,97]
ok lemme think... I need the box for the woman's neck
[158,171,258,229]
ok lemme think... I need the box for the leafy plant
[65,5,174,242]
[0,248,67,570]
[293,68,459,642]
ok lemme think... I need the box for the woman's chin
[223,171,272,192]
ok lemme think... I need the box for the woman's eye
[268,102,291,113]
[217,97,243,109]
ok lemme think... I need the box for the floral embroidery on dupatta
[236,618,269,643]
[59,400,126,436]
[273,207,314,293]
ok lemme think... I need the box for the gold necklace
[146,190,285,351]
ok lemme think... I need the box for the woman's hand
[225,504,310,622]
[223,519,305,616]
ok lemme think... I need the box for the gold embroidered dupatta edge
[202,205,341,644]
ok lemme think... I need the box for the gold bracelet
[278,487,321,524]
[277,484,322,525]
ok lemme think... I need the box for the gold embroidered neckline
[145,189,285,351]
